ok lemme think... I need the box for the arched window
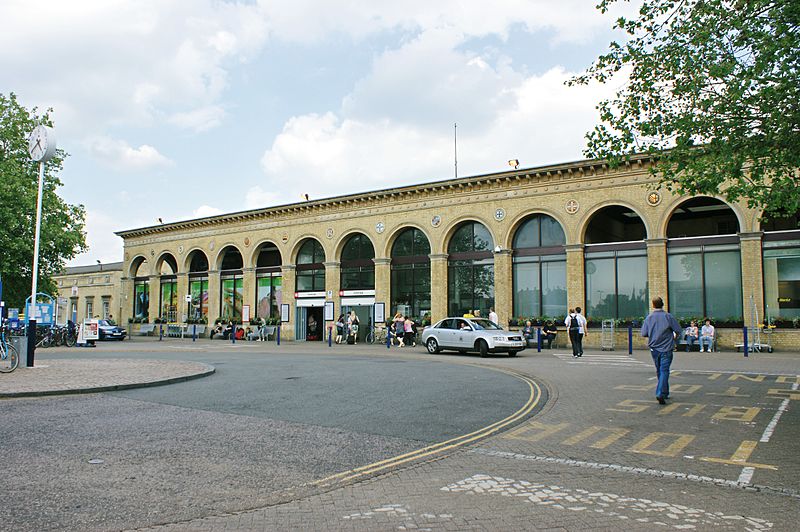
[256,243,282,320]
[667,198,742,320]
[340,233,375,290]
[187,251,209,321]
[158,254,178,323]
[761,211,800,323]
[296,239,325,292]
[391,228,431,320]
[512,215,566,319]
[584,206,648,320]
[131,257,149,320]
[447,222,494,317]
[218,247,244,321]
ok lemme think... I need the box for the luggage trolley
[735,296,774,353]
[601,319,615,351]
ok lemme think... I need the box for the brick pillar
[207,270,220,325]
[281,265,296,340]
[324,261,341,326]
[120,276,132,324]
[739,232,764,327]
[646,238,668,308]
[373,258,391,319]
[429,254,448,323]
[242,267,256,323]
[176,273,189,323]
[148,275,160,322]
[493,249,513,327]
[565,244,585,311]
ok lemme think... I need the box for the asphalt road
[1,346,536,531]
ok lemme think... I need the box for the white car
[421,317,525,357]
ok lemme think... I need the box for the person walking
[640,296,683,404]
[565,307,587,357]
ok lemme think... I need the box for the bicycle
[0,319,19,373]
[365,318,375,344]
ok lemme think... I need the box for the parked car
[98,319,126,340]
[421,317,525,357]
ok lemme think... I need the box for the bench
[677,329,716,352]
[185,325,206,338]
[137,324,156,336]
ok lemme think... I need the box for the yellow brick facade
[54,263,123,324]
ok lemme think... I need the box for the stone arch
[183,248,209,273]
[129,255,150,278]
[334,229,375,261]
[384,223,431,258]
[506,211,568,250]
[290,236,327,265]
[440,216,496,255]
[214,244,244,271]
[758,209,800,232]
[250,240,283,269]
[580,203,650,244]
[664,196,742,238]
[154,252,179,275]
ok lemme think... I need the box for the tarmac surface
[1,337,798,531]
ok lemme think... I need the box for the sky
[0,0,637,267]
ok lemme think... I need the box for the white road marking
[553,353,648,367]
[738,382,798,484]
[442,474,773,530]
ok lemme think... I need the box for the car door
[436,319,458,348]
[454,319,474,349]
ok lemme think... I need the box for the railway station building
[115,154,799,348]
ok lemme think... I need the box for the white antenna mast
[454,122,458,179]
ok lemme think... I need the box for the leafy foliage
[571,0,800,219]
[0,93,87,308]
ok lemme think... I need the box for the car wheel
[478,340,489,358]
[508,350,518,357]
[426,337,440,354]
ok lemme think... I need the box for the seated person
[521,320,535,346]
[543,320,558,349]
[700,319,715,352]
[246,326,258,341]
[684,320,699,351]
[211,324,225,339]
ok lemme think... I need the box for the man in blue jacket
[640,296,683,404]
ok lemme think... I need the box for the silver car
[421,317,525,357]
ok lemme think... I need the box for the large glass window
[585,250,648,320]
[448,222,494,316]
[513,215,567,318]
[133,279,149,319]
[160,279,178,322]
[189,278,208,320]
[764,244,800,320]
[391,228,431,319]
[668,245,742,320]
[341,233,375,290]
[296,239,325,292]
[220,275,244,321]
[256,275,282,319]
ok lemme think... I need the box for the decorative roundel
[375,222,385,234]
[150,249,155,257]
[494,208,506,222]
[209,241,215,251]
[326,227,335,239]
[281,233,289,244]
[565,199,580,215]
[244,237,251,246]
[647,191,662,206]
[431,215,442,228]
[178,245,184,254]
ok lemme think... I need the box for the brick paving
[0,358,214,397]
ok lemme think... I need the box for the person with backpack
[565,307,587,357]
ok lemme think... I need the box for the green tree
[0,93,87,308]
[571,0,800,219]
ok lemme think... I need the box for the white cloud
[168,105,227,132]
[243,186,282,210]
[67,209,124,266]
[86,136,173,171]
[192,205,225,218]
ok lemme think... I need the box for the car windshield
[98,320,113,327]
[470,318,503,331]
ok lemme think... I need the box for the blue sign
[26,302,54,326]
[8,308,20,329]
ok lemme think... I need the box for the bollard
[536,327,542,352]
[159,323,163,341]
[193,323,196,342]
[386,328,392,349]
[628,325,633,355]
[743,326,748,357]
[276,324,281,345]
[328,328,332,347]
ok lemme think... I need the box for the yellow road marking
[504,421,568,442]
[628,432,695,457]
[657,402,705,417]
[700,440,777,470]
[314,367,543,487]
[562,426,629,449]
[729,374,765,382]
[712,406,761,422]
[706,386,749,397]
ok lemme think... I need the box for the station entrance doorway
[295,297,324,341]
[341,295,374,344]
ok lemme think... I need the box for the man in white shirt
[565,306,588,357]
[488,307,498,324]
[700,319,715,352]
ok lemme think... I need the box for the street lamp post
[27,125,57,367]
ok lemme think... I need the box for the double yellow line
[314,367,543,488]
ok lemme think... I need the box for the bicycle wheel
[366,330,375,344]
[0,344,19,373]
[65,332,76,347]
